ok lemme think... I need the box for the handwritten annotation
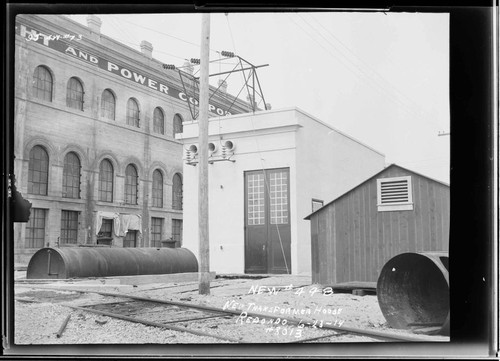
[247,285,335,296]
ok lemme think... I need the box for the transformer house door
[244,168,291,274]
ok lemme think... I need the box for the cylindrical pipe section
[27,247,199,279]
[376,252,449,335]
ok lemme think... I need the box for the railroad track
[15,285,448,344]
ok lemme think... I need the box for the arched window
[66,77,84,110]
[172,173,183,210]
[62,152,81,199]
[101,89,115,119]
[173,113,183,137]
[126,98,140,127]
[33,66,53,101]
[98,159,114,202]
[28,145,49,195]
[125,164,138,205]
[153,107,165,135]
[152,169,163,208]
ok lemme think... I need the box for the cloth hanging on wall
[119,214,142,236]
[95,212,120,236]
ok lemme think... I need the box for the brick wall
[13,15,189,263]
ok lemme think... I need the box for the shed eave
[303,163,450,220]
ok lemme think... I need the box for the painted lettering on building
[17,23,236,116]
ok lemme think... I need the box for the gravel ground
[14,301,226,344]
[13,275,449,345]
[132,276,392,341]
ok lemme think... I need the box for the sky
[67,11,450,183]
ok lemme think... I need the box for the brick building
[13,14,251,265]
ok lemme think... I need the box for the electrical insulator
[190,58,200,64]
[221,51,235,58]
[163,64,176,70]
[186,150,192,163]
[221,140,235,159]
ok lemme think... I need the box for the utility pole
[198,13,211,295]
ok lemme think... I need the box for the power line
[289,13,442,131]
[299,15,418,114]
[106,14,221,55]
[307,13,428,114]
[78,15,187,63]
[398,158,449,165]
[102,35,187,62]
[104,14,249,83]
[109,16,140,46]
[287,16,403,107]
[224,14,249,100]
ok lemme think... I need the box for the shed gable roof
[304,164,449,220]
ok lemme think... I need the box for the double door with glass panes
[244,168,291,274]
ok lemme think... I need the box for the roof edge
[304,163,450,220]
[203,106,385,158]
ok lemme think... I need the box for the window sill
[377,203,414,212]
[66,106,84,113]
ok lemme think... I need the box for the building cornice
[16,14,252,115]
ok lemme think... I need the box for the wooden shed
[305,164,449,285]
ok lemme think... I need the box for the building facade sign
[17,23,236,116]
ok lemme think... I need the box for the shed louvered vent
[380,179,409,204]
[377,176,413,211]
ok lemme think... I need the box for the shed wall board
[310,165,449,285]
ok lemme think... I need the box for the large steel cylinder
[376,252,449,335]
[27,247,199,279]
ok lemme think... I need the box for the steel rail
[108,301,230,324]
[16,285,448,343]
[67,305,243,343]
[128,279,235,294]
[15,297,243,343]
[161,314,231,324]
[15,298,40,303]
[17,297,354,344]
